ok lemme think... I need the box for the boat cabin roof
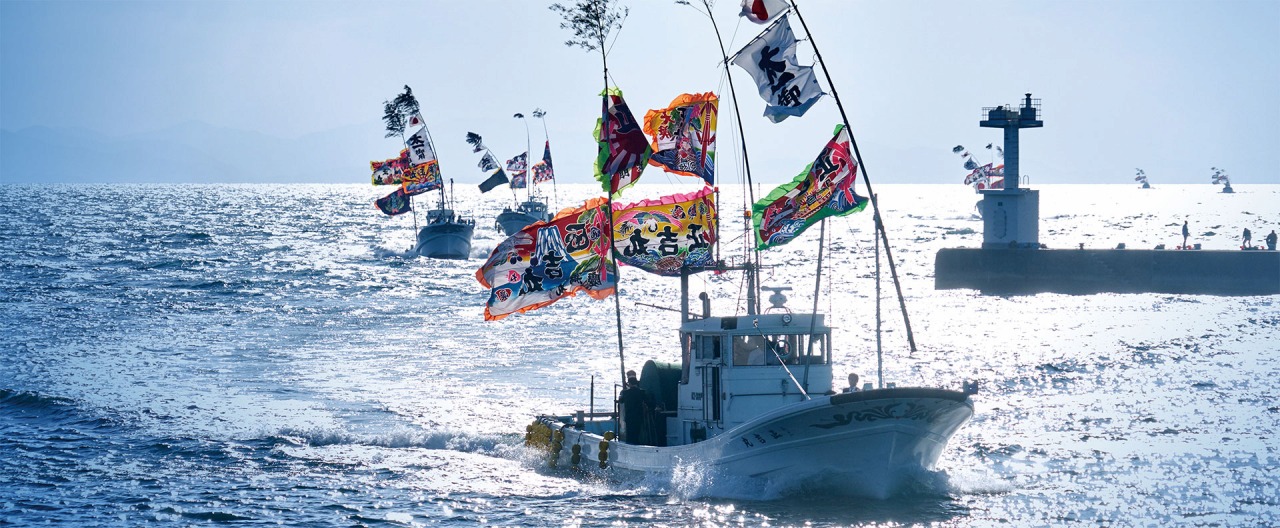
[680,312,827,336]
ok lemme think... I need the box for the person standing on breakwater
[1182,220,1190,249]
[1267,230,1278,251]
[1243,228,1252,249]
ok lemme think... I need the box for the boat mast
[875,205,883,388]
[418,118,449,216]
[534,108,558,210]
[687,0,760,315]
[552,0,632,387]
[516,112,532,204]
[786,1,918,352]
[396,128,421,233]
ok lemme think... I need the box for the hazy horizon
[3,1,1277,186]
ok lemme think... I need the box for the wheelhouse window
[732,332,830,366]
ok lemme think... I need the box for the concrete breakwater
[935,248,1280,295]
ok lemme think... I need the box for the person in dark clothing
[617,371,654,445]
[1267,230,1278,251]
[1242,228,1252,248]
[1182,221,1190,248]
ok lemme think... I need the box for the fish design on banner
[476,198,616,321]
[643,92,718,186]
[612,187,718,276]
[753,124,867,250]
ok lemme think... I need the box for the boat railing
[566,411,617,429]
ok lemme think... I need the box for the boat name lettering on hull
[810,402,946,430]
[739,426,791,448]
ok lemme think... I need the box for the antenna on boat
[786,0,918,353]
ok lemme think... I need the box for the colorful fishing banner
[611,187,717,276]
[476,198,616,321]
[402,160,442,194]
[375,187,412,216]
[964,163,1004,190]
[510,170,527,189]
[594,87,652,197]
[507,152,528,172]
[539,140,555,182]
[732,17,824,123]
[371,149,411,185]
[532,161,554,184]
[643,92,718,186]
[753,124,867,250]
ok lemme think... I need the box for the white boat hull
[532,387,973,497]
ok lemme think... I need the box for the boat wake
[371,245,416,259]
[270,425,519,455]
[668,464,959,501]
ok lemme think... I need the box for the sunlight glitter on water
[1,183,1276,525]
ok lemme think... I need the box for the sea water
[1,183,1276,526]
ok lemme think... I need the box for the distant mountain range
[0,121,389,184]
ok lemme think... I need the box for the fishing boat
[413,183,474,259]
[370,86,475,259]
[1135,168,1152,189]
[512,0,975,498]
[527,276,976,496]
[470,112,558,237]
[1212,167,1233,193]
[496,197,551,236]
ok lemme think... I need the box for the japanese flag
[407,112,425,129]
[740,0,788,24]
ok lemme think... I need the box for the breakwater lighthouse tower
[935,91,1279,296]
[979,93,1042,248]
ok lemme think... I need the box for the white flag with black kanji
[732,16,823,123]
[406,126,436,165]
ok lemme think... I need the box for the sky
[2,0,1278,186]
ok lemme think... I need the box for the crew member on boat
[617,371,656,445]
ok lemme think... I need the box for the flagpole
[516,113,531,204]
[535,109,559,211]
[599,25,628,390]
[786,1,918,353]
[398,129,421,236]
[695,0,760,314]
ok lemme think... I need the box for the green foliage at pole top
[382,85,421,138]
[549,0,629,53]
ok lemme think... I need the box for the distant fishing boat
[496,198,551,236]
[370,86,474,259]
[954,144,1004,190]
[1135,168,1151,189]
[497,0,974,498]
[414,182,474,259]
[1211,167,1233,193]
[469,111,558,236]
